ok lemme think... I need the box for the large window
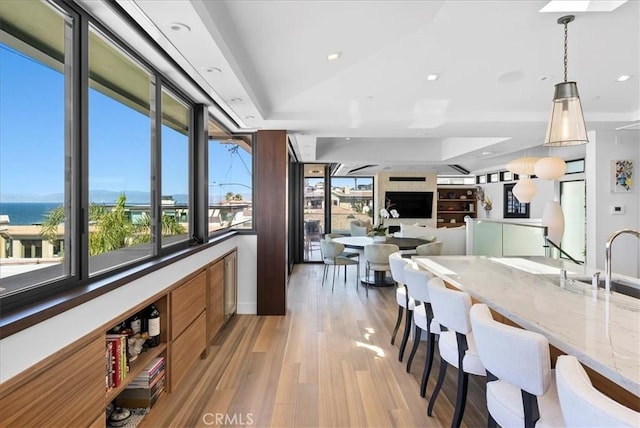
[160,88,191,247]
[329,176,373,234]
[0,0,75,291]
[208,119,253,233]
[88,26,153,275]
[0,0,250,311]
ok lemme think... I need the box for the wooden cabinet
[0,250,237,427]
[0,334,106,427]
[169,311,206,390]
[437,187,477,228]
[207,259,225,345]
[169,270,207,391]
[170,270,206,341]
[224,251,237,322]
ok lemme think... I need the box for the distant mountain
[0,190,189,204]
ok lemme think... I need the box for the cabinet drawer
[171,270,206,340]
[169,311,207,391]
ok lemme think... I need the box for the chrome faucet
[604,229,640,294]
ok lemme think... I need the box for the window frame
[0,0,254,334]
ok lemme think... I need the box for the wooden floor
[141,263,488,427]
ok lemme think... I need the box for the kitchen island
[413,255,640,409]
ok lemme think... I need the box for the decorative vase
[372,235,387,242]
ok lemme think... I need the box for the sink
[543,275,640,299]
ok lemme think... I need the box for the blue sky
[0,43,251,202]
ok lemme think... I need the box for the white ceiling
[118,0,638,175]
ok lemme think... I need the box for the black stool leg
[427,358,448,416]
[406,324,422,372]
[398,301,413,361]
[451,332,470,428]
[391,305,403,345]
[451,370,469,428]
[420,331,436,397]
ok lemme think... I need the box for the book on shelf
[115,376,165,409]
[106,334,129,389]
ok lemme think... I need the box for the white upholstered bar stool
[388,252,414,362]
[427,279,485,428]
[470,303,564,428]
[556,355,640,427]
[403,262,441,398]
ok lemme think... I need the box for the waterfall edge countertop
[413,255,640,398]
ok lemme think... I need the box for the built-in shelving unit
[0,249,238,428]
[437,187,477,228]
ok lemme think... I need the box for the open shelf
[106,343,167,402]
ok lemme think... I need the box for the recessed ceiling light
[540,0,627,12]
[167,22,191,32]
[616,75,631,82]
[426,74,439,81]
[245,115,255,120]
[481,151,493,156]
[203,66,221,73]
[230,97,243,102]
[538,75,549,81]
[592,95,601,101]
[345,137,351,141]
[327,51,342,61]
[366,95,375,100]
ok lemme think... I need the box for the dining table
[332,236,429,286]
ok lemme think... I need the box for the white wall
[586,130,639,276]
[0,234,257,383]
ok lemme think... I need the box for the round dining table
[332,236,430,286]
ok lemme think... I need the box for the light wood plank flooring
[141,263,488,427]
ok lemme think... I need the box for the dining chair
[363,243,399,296]
[415,241,443,256]
[556,355,640,427]
[305,220,322,255]
[426,279,485,428]
[403,262,442,398]
[388,252,414,362]
[470,303,564,428]
[320,239,359,291]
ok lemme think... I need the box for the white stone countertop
[413,255,640,397]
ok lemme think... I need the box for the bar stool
[426,279,485,428]
[470,303,564,428]
[403,262,441,398]
[388,252,414,361]
[556,355,640,427]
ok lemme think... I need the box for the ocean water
[0,202,62,225]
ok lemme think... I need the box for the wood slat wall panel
[171,270,206,340]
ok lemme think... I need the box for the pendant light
[542,201,565,244]
[544,15,588,146]
[535,157,567,180]
[512,177,537,203]
[506,157,539,176]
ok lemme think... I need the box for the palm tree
[41,194,185,256]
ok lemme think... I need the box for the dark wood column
[255,130,288,315]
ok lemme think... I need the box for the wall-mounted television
[385,191,434,219]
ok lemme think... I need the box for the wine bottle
[129,313,142,335]
[146,304,160,348]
